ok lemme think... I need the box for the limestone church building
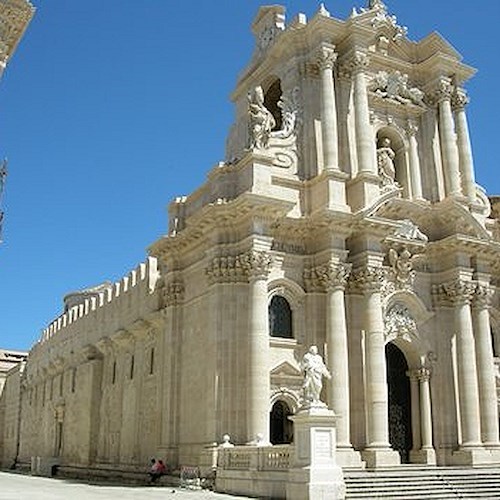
[3,0,500,479]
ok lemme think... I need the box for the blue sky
[1,0,499,351]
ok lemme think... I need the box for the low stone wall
[216,445,290,499]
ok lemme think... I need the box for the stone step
[345,467,500,499]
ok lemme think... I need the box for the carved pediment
[270,361,302,380]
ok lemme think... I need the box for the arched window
[264,79,283,131]
[269,295,293,338]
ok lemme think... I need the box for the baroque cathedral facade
[2,0,500,476]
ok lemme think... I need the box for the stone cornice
[0,0,35,64]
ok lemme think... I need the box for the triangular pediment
[270,361,302,379]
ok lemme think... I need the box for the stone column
[407,121,424,200]
[432,77,462,197]
[418,368,434,451]
[443,278,482,447]
[453,88,476,202]
[350,52,375,175]
[352,266,400,467]
[317,45,339,171]
[245,250,272,444]
[408,371,421,452]
[319,262,352,447]
[472,284,500,448]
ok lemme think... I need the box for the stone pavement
[0,472,252,500]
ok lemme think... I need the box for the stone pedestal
[286,407,345,500]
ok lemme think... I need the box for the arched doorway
[386,342,412,462]
[270,400,293,444]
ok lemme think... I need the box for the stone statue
[377,138,396,186]
[301,345,331,408]
[248,86,275,149]
[394,219,428,242]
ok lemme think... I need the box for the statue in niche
[248,86,276,149]
[301,345,331,408]
[377,137,396,187]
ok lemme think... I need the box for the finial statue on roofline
[369,0,387,10]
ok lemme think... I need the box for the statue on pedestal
[301,345,331,408]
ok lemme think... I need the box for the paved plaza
[0,472,251,500]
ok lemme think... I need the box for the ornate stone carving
[316,45,337,71]
[433,278,476,307]
[472,284,494,310]
[368,71,425,107]
[365,1,408,41]
[163,280,184,307]
[206,251,272,283]
[248,86,275,150]
[206,255,249,284]
[426,77,453,106]
[452,88,470,111]
[384,304,417,342]
[341,50,369,76]
[303,262,352,292]
[393,219,428,242]
[387,247,416,289]
[348,266,385,294]
[242,250,273,280]
[247,86,301,170]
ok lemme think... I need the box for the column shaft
[472,303,500,446]
[438,98,461,196]
[326,287,350,447]
[409,374,421,451]
[454,105,476,201]
[419,372,433,449]
[353,70,375,174]
[320,63,338,170]
[408,130,423,199]
[365,290,390,448]
[247,276,270,443]
[455,302,482,446]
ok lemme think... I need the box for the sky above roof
[0,0,499,351]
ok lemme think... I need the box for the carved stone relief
[369,71,425,107]
[385,304,417,343]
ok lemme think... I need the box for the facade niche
[376,128,408,197]
[268,295,293,338]
[263,79,283,131]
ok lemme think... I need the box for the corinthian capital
[452,88,470,111]
[242,250,273,280]
[348,266,385,294]
[163,280,185,307]
[433,278,476,307]
[472,284,494,310]
[426,77,453,106]
[316,45,337,71]
[339,50,369,78]
[304,262,352,292]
